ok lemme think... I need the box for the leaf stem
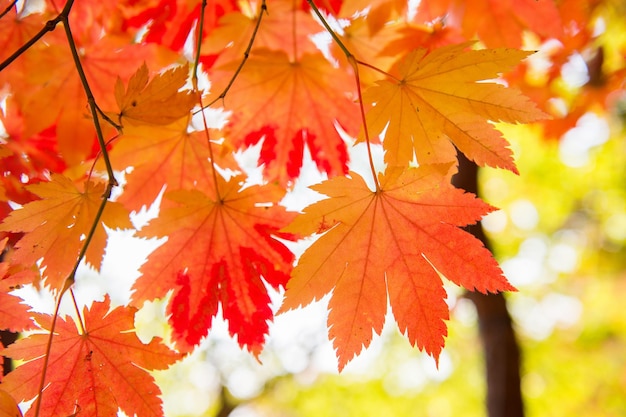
[60,15,118,190]
[95,103,123,132]
[192,1,222,201]
[70,289,87,334]
[199,0,268,110]
[306,0,381,191]
[350,56,381,192]
[192,0,208,90]
[67,182,112,287]
[356,59,399,82]
[32,281,71,417]
[0,18,61,72]
[0,0,17,20]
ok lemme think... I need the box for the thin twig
[306,0,381,190]
[192,0,222,201]
[192,0,208,90]
[69,289,86,334]
[61,17,117,190]
[32,281,71,417]
[16,2,120,415]
[198,0,268,110]
[306,0,351,59]
[0,19,60,71]
[356,59,399,81]
[0,0,17,20]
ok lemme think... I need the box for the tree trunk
[1,329,18,376]
[452,154,524,417]
[1,249,18,376]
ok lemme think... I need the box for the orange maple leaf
[0,297,180,417]
[363,43,547,172]
[416,0,563,48]
[461,0,563,48]
[0,388,22,417]
[0,238,33,332]
[114,62,196,126]
[279,164,515,370]
[132,174,295,354]
[209,49,360,184]
[203,0,321,64]
[107,118,235,211]
[15,36,166,166]
[0,175,132,290]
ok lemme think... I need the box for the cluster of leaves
[0,0,621,416]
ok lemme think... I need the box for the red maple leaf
[209,49,360,184]
[132,174,295,354]
[0,297,180,417]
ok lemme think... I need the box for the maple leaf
[363,43,547,172]
[0,297,180,417]
[107,118,235,212]
[0,5,41,58]
[14,35,167,166]
[461,0,563,48]
[0,389,22,417]
[204,0,321,64]
[0,175,132,290]
[415,0,563,48]
[132,174,295,354]
[114,62,196,126]
[0,99,67,219]
[0,238,34,332]
[209,49,360,184]
[279,164,515,370]
[379,21,465,57]
[123,0,237,52]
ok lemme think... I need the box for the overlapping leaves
[0,0,599,414]
[0,175,131,290]
[0,297,180,417]
[363,43,547,171]
[132,174,295,354]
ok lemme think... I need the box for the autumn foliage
[0,0,620,415]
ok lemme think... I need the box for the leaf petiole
[199,0,268,110]
[306,0,381,191]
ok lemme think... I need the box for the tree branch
[452,153,524,417]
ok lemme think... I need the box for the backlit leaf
[0,175,132,290]
[133,174,295,354]
[280,164,515,370]
[0,297,180,417]
[209,50,360,184]
[363,43,547,172]
[114,63,196,126]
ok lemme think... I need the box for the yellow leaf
[0,175,132,290]
[114,63,196,126]
[364,43,548,172]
